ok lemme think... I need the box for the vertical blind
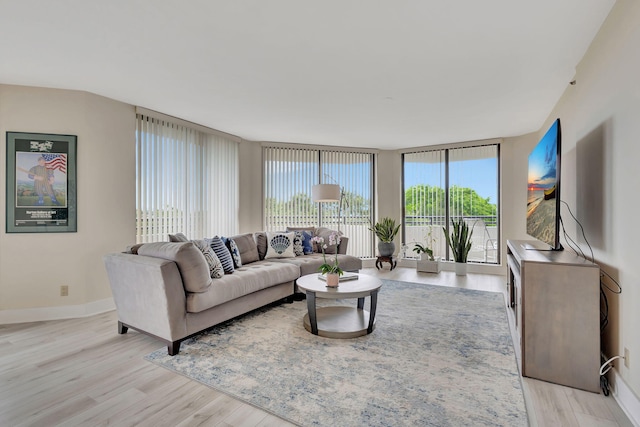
[263,146,374,258]
[263,146,318,231]
[136,114,238,243]
[321,150,375,258]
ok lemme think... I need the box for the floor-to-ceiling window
[263,146,375,258]
[403,143,500,263]
[135,112,239,243]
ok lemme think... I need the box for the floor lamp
[312,183,345,232]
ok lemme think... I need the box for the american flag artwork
[42,153,67,173]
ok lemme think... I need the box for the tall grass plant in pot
[443,218,473,275]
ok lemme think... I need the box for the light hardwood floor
[0,267,633,426]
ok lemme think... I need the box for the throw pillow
[192,240,224,279]
[126,243,144,254]
[206,236,235,274]
[264,232,296,259]
[228,239,243,268]
[168,232,189,242]
[292,232,304,256]
[288,229,314,255]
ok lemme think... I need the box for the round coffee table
[296,273,382,338]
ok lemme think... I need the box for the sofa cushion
[207,236,235,274]
[138,242,212,293]
[186,261,300,313]
[192,240,224,279]
[168,232,189,242]
[254,232,267,260]
[270,253,362,277]
[314,227,340,254]
[126,243,144,254]
[287,226,315,234]
[228,233,260,265]
[265,232,296,259]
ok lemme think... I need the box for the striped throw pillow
[206,236,235,274]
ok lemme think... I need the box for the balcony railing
[404,215,498,264]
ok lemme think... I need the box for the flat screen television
[526,118,563,250]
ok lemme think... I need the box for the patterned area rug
[145,280,527,426]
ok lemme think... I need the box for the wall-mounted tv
[527,118,563,250]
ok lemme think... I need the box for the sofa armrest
[103,253,188,342]
[338,236,349,254]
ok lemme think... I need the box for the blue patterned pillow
[291,230,314,255]
[228,239,243,268]
[292,233,304,256]
[207,236,235,274]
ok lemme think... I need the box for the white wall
[543,0,640,406]
[0,85,135,318]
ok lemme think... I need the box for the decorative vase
[378,242,395,257]
[455,262,467,276]
[326,273,340,287]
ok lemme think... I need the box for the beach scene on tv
[527,122,559,247]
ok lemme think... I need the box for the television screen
[527,119,562,250]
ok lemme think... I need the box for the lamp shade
[312,184,340,202]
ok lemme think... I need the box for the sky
[528,119,559,191]
[404,157,498,204]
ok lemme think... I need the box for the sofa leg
[168,341,181,356]
[118,321,128,334]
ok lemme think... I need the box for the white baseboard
[0,298,115,324]
[610,368,640,426]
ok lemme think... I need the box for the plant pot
[455,262,467,276]
[326,273,340,287]
[378,242,395,257]
[417,257,441,273]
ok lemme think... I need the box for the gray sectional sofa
[103,228,362,355]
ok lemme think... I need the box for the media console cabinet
[506,240,601,392]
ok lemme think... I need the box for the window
[403,144,499,263]
[263,146,374,258]
[136,113,238,243]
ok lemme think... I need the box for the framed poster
[6,132,77,233]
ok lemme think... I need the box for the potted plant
[368,217,401,257]
[412,243,434,261]
[443,218,473,275]
[311,232,343,287]
[413,226,442,273]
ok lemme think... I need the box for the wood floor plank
[173,393,248,427]
[61,388,148,427]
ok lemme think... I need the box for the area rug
[145,280,527,426]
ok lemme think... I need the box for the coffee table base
[303,306,376,338]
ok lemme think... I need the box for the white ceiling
[0,0,615,149]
